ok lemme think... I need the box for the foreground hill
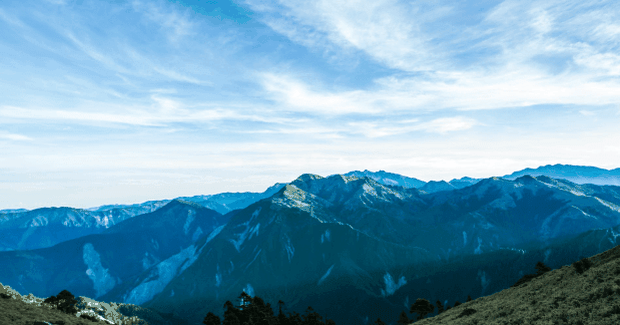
[413,244,620,325]
[0,281,186,324]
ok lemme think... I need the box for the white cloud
[413,117,478,134]
[131,0,196,43]
[0,132,32,141]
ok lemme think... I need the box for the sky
[1,0,620,210]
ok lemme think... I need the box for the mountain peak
[292,173,324,183]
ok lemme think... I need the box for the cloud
[0,131,32,141]
[413,117,478,134]
[131,0,196,43]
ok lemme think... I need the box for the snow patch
[381,272,407,297]
[318,264,335,285]
[215,264,222,287]
[83,243,117,298]
[184,210,195,235]
[252,207,262,219]
[123,244,200,305]
[324,229,331,242]
[170,290,174,297]
[462,231,467,246]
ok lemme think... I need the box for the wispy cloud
[0,131,32,141]
[2,0,620,209]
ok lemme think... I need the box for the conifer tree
[409,298,434,321]
[204,312,222,325]
[374,318,386,325]
[453,301,461,307]
[302,306,324,325]
[278,300,288,325]
[535,261,551,276]
[466,295,472,302]
[396,311,410,325]
[435,300,444,314]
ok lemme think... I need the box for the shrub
[80,313,100,322]
[43,289,79,315]
[410,298,434,321]
[573,258,593,275]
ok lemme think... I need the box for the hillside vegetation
[411,245,620,324]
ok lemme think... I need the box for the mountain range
[2,164,620,324]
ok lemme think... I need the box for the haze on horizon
[1,0,619,210]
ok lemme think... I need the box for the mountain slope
[0,205,165,252]
[503,164,620,186]
[121,174,620,324]
[414,243,620,325]
[132,182,440,325]
[342,170,426,188]
[0,200,227,302]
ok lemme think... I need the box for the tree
[445,305,452,312]
[453,301,462,308]
[278,300,288,325]
[409,298,434,321]
[44,289,78,315]
[435,300,444,315]
[223,301,241,325]
[466,295,472,302]
[374,318,386,325]
[287,311,303,325]
[204,312,222,325]
[535,261,551,276]
[302,306,324,325]
[396,311,410,325]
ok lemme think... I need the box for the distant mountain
[0,206,163,252]
[0,183,286,252]
[4,173,620,324]
[420,180,456,193]
[0,200,227,303]
[448,177,481,189]
[106,173,620,324]
[503,164,620,186]
[176,182,287,214]
[342,170,426,188]
[0,208,28,214]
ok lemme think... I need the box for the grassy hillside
[412,245,620,324]
[0,282,186,325]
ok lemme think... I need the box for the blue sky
[1,0,620,209]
